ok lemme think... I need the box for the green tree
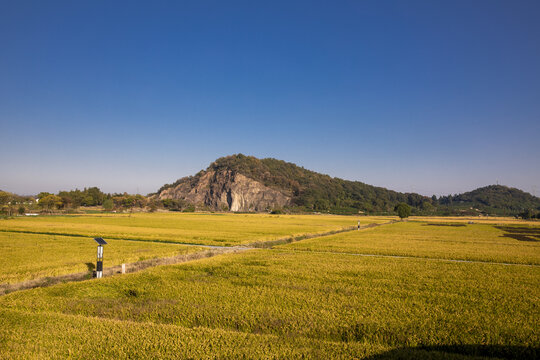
[134,194,147,208]
[37,192,52,200]
[394,203,411,219]
[58,192,74,209]
[313,199,330,211]
[38,195,63,211]
[0,191,11,206]
[148,201,158,212]
[421,201,433,212]
[18,206,26,215]
[121,195,141,216]
[519,209,535,219]
[102,199,114,211]
[86,187,105,205]
[122,196,136,208]
[82,195,95,206]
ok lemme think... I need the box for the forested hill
[206,154,427,213]
[158,154,540,216]
[438,185,540,215]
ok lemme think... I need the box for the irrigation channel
[0,222,393,295]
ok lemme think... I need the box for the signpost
[94,237,107,278]
[358,220,360,230]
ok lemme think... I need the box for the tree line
[38,188,150,213]
[0,188,152,215]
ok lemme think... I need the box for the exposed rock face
[158,169,291,212]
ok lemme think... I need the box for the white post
[96,245,103,278]
[121,263,126,274]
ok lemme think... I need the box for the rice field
[1,249,538,358]
[0,232,204,285]
[281,221,540,265]
[0,215,538,359]
[0,213,389,246]
[410,216,540,225]
[0,212,389,286]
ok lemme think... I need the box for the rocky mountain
[155,154,426,213]
[155,154,540,215]
[158,167,290,212]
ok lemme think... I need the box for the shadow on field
[496,226,540,242]
[423,223,467,227]
[85,262,95,271]
[366,344,538,359]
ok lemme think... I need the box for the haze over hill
[156,155,540,215]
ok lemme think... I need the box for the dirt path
[247,221,396,248]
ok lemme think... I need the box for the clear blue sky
[1,1,539,196]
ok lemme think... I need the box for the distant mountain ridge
[156,154,540,215]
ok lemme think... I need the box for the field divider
[248,221,397,248]
[274,248,540,267]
